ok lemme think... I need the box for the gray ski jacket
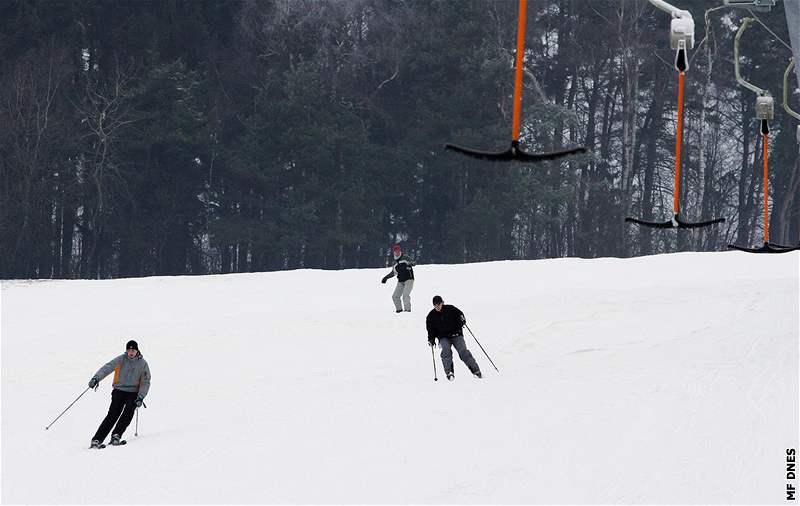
[93,353,151,400]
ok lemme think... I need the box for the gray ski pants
[439,335,480,376]
[392,279,414,311]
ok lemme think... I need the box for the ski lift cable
[692,3,788,71]
[747,10,794,53]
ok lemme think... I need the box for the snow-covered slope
[2,251,798,504]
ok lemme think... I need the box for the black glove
[88,377,99,389]
[460,315,466,325]
[428,338,436,347]
[381,276,388,284]
[135,398,143,408]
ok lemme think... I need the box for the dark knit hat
[126,340,139,351]
[432,295,443,305]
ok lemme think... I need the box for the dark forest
[2,0,798,279]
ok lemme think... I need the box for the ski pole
[431,344,438,381]
[464,324,500,373]
[45,387,91,430]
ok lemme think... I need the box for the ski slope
[1,251,798,504]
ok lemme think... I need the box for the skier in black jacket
[426,295,482,380]
[381,244,415,312]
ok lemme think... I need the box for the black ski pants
[92,388,138,442]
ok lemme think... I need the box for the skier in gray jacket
[88,340,151,448]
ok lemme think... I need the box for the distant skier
[426,295,482,381]
[381,244,415,313]
[87,340,151,448]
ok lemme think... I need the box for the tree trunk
[638,72,668,256]
[735,97,753,246]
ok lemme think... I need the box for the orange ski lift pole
[728,19,799,253]
[444,0,587,163]
[625,1,725,229]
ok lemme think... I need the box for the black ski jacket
[426,304,466,344]
[384,253,415,282]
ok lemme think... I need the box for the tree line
[1,0,798,279]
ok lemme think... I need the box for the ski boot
[109,434,126,446]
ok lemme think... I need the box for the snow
[1,251,798,504]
